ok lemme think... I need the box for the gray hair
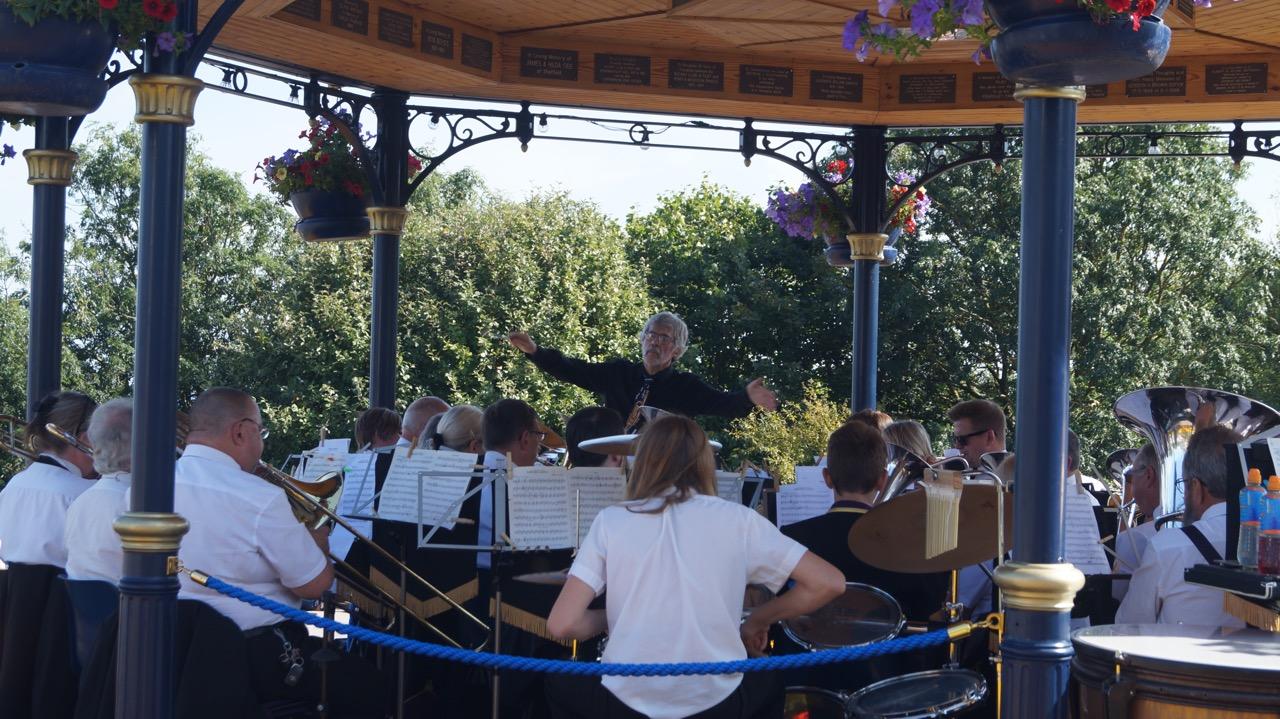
[1183,425,1243,499]
[639,312,689,359]
[1134,443,1159,480]
[434,405,483,452]
[884,420,932,460]
[88,397,133,475]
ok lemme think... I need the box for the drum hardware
[846,668,988,719]
[781,583,905,651]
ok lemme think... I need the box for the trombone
[0,415,37,463]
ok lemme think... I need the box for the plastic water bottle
[1257,476,1280,575]
[1237,468,1265,570]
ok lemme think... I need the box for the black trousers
[246,620,392,719]
[545,672,782,719]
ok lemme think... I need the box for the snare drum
[845,669,987,718]
[782,582,905,650]
[1072,623,1280,718]
[784,687,849,719]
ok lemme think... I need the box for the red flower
[98,0,118,9]
[1135,0,1156,14]
[1104,0,1129,12]
[142,0,165,19]
[159,2,178,22]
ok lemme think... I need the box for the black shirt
[782,500,949,622]
[526,346,756,420]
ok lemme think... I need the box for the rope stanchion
[192,570,966,677]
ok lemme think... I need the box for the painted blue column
[849,125,887,412]
[25,116,72,417]
[368,89,408,409]
[997,87,1086,719]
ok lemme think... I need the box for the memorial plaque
[330,0,368,35]
[669,59,724,91]
[809,70,862,102]
[420,21,453,59]
[899,74,956,104]
[1206,63,1268,95]
[971,72,1015,102]
[281,0,320,21]
[520,47,579,81]
[461,34,492,72]
[1176,0,1195,17]
[594,53,650,86]
[377,8,412,48]
[1086,84,1109,99]
[1125,66,1186,97]
[739,64,793,97]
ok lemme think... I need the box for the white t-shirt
[168,444,329,630]
[0,454,95,567]
[1115,502,1242,628]
[65,471,131,583]
[1111,520,1156,602]
[570,491,807,719]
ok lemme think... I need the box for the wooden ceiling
[203,0,1280,125]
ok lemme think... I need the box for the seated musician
[1068,430,1108,500]
[354,406,401,451]
[1116,425,1244,627]
[174,387,389,717]
[546,415,844,719]
[65,397,134,584]
[564,406,624,468]
[428,404,484,454]
[948,399,1007,619]
[847,408,893,432]
[0,390,97,718]
[398,395,449,447]
[1112,443,1159,603]
[884,419,936,464]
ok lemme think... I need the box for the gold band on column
[113,512,190,553]
[129,74,205,126]
[367,206,410,237]
[992,561,1085,611]
[846,232,888,262]
[1013,85,1087,103]
[23,149,78,187]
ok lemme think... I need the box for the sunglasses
[951,428,988,447]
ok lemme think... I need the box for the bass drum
[784,687,849,719]
[845,669,987,719]
[1072,624,1280,718]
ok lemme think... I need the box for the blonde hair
[625,415,715,513]
[433,405,483,452]
[884,420,933,460]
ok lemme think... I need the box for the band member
[0,390,97,719]
[847,409,893,432]
[65,397,134,584]
[546,415,844,719]
[429,405,484,453]
[1117,425,1244,627]
[564,406,624,468]
[883,419,936,463]
[507,312,778,427]
[355,407,401,450]
[1067,430,1108,499]
[947,399,1006,470]
[400,395,450,446]
[174,387,388,717]
[1112,443,1159,602]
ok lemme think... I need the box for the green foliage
[728,381,847,484]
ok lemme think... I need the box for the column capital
[113,511,189,553]
[993,561,1085,612]
[367,206,410,237]
[846,232,888,262]
[23,149,78,186]
[1013,85,1087,103]
[129,74,204,126]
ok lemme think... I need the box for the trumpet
[45,422,94,455]
[0,415,36,463]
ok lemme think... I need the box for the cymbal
[511,569,570,586]
[578,434,724,456]
[849,482,1013,573]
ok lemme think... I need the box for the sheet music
[1269,438,1280,477]
[776,466,831,527]
[508,465,572,548]
[715,470,744,504]
[567,467,627,547]
[321,438,351,452]
[378,447,477,530]
[1064,475,1111,575]
[299,450,346,484]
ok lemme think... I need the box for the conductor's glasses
[642,330,675,346]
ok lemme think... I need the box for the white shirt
[570,492,807,719]
[477,450,504,571]
[65,471,131,583]
[0,454,95,567]
[1115,502,1243,628]
[167,444,328,630]
[1111,520,1156,603]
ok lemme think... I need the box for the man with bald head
[400,395,450,446]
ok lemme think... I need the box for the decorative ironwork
[741,119,859,230]
[403,101,534,198]
[882,127,1009,233]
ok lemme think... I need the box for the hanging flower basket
[289,190,371,242]
[0,5,114,116]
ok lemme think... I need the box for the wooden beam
[500,10,668,36]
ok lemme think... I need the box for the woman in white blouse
[547,415,844,719]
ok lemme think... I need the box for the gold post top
[1013,85,1087,103]
[367,206,410,237]
[129,74,205,126]
[113,511,190,552]
[846,232,889,262]
[992,561,1085,612]
[23,149,78,187]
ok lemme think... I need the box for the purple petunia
[878,0,899,16]
[155,31,177,52]
[0,144,14,165]
[957,0,986,26]
[843,11,869,50]
[910,0,942,38]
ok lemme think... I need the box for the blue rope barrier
[197,573,954,677]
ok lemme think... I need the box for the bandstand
[3,0,1280,717]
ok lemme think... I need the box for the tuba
[1113,387,1280,526]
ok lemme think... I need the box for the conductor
[508,312,778,428]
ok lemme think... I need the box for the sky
[1,57,1277,253]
